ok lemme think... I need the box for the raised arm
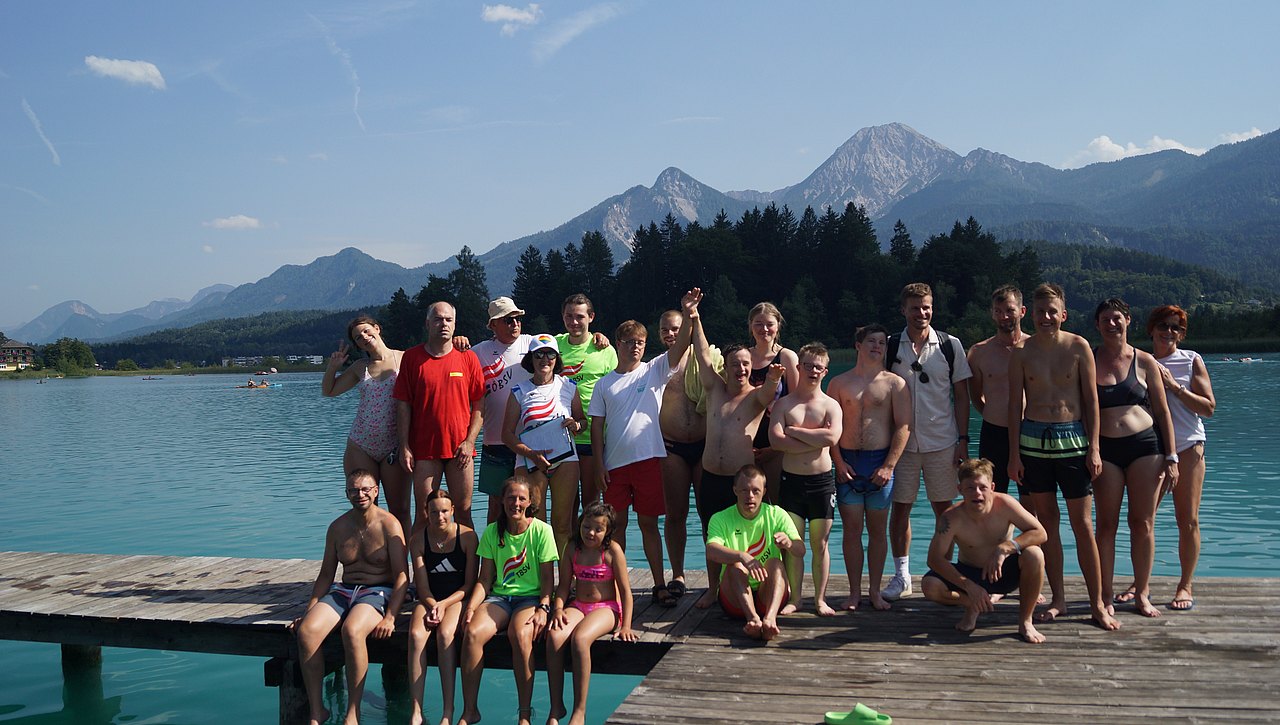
[693,314,725,392]
[321,342,362,397]
[665,288,703,367]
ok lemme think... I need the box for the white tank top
[1156,348,1207,452]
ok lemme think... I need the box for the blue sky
[2,1,1276,329]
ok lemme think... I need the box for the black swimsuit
[422,524,468,597]
[1097,351,1148,409]
[749,350,787,449]
[1097,349,1161,467]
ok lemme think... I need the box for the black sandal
[652,585,678,608]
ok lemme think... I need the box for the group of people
[293,279,1214,724]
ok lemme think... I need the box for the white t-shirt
[588,353,673,471]
[471,334,533,442]
[1156,348,1207,452]
[889,327,973,453]
[509,376,580,469]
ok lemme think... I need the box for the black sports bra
[1097,350,1148,409]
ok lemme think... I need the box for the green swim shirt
[477,518,559,597]
[557,334,618,445]
[706,503,800,589]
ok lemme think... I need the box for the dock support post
[61,644,111,718]
[268,656,310,725]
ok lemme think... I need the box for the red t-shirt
[392,345,484,459]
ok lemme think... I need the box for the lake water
[2,358,1276,723]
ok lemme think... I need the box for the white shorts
[891,448,958,505]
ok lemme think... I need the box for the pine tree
[888,220,915,267]
[384,287,420,349]
[512,245,548,319]
[574,231,616,303]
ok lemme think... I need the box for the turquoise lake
[2,358,1277,723]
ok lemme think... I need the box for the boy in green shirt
[706,464,805,640]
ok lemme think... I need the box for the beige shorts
[891,448,958,504]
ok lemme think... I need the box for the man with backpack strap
[881,282,973,600]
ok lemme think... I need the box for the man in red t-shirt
[394,301,484,528]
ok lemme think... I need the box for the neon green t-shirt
[556,334,618,445]
[706,503,800,589]
[477,518,559,597]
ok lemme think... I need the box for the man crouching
[922,458,1047,643]
[292,469,409,724]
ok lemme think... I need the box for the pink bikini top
[572,550,613,582]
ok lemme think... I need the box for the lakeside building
[1,341,36,371]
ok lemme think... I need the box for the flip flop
[1113,586,1137,604]
[1168,596,1195,611]
[652,585,678,608]
[666,579,688,598]
[824,702,892,724]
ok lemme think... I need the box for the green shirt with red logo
[706,503,799,589]
[477,518,559,597]
[556,334,618,445]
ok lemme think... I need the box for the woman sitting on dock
[321,316,409,535]
[457,477,558,725]
[408,489,478,725]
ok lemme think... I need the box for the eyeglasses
[499,316,523,326]
[620,338,646,347]
[1155,323,1185,333]
[531,350,558,359]
[346,485,377,497]
[910,361,930,384]
[801,362,827,372]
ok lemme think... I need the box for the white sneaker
[882,574,912,601]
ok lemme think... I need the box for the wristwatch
[1165,453,1179,464]
[537,602,551,614]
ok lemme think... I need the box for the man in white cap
[470,297,535,524]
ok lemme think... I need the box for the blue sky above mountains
[1,0,1276,327]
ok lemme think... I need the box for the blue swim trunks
[318,583,394,617]
[836,448,893,511]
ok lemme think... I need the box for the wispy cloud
[533,3,624,62]
[84,56,166,90]
[1219,127,1263,144]
[1063,134,1205,168]
[309,14,365,132]
[203,214,262,230]
[3,184,51,205]
[482,3,542,36]
[202,245,215,254]
[661,116,721,125]
[27,284,40,291]
[309,152,329,161]
[21,99,60,166]
[269,154,289,164]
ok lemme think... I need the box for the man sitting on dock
[706,464,805,641]
[292,469,409,725]
[922,458,1047,643]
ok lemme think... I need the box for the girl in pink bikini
[322,316,410,535]
[545,501,636,725]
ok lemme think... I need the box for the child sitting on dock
[546,501,637,725]
[705,464,806,641]
[291,468,410,725]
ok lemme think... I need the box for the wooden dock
[1,551,1277,723]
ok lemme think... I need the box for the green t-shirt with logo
[706,503,800,589]
[556,334,618,445]
[477,518,559,597]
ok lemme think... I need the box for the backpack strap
[886,330,956,382]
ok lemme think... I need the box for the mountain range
[11,122,1278,345]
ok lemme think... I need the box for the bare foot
[955,608,978,634]
[743,617,764,638]
[816,600,836,617]
[546,703,566,725]
[1104,602,1115,617]
[869,593,891,611]
[439,718,453,725]
[1034,601,1066,623]
[1090,606,1121,631]
[1134,593,1161,618]
[989,593,1005,604]
[518,708,533,725]
[761,617,780,641]
[410,709,425,725]
[778,602,798,615]
[309,709,330,725]
[1018,622,1046,644]
[694,589,718,610]
[840,595,861,611]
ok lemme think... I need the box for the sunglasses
[910,361,930,384]
[531,349,558,360]
[499,316,524,326]
[1155,322,1185,333]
